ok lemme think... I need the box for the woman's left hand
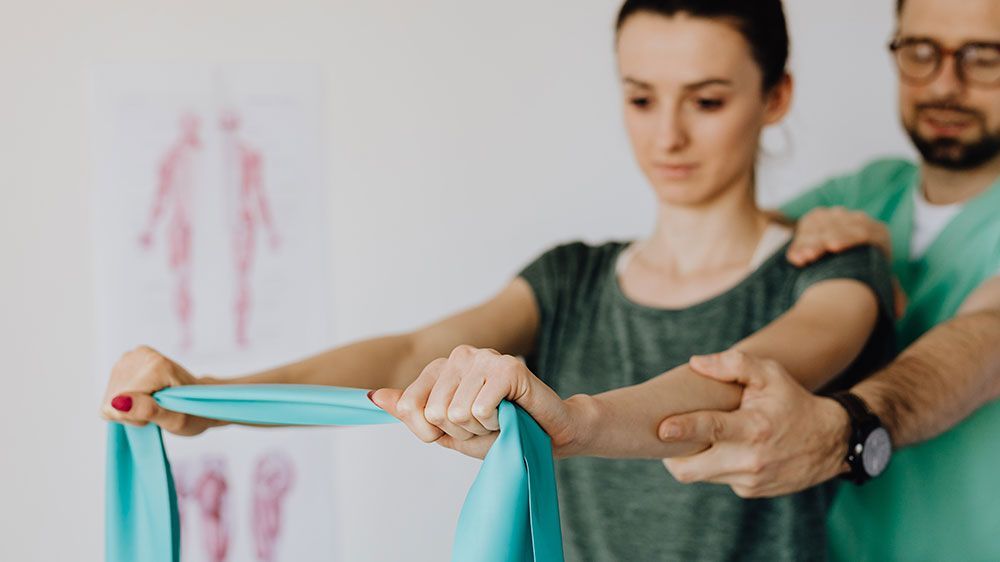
[370,345,584,459]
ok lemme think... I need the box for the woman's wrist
[196,374,225,385]
[552,393,603,459]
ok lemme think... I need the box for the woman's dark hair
[615,0,790,92]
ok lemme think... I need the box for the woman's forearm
[561,364,742,459]
[218,333,427,390]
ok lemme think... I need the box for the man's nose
[926,55,967,100]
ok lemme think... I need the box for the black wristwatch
[828,391,892,485]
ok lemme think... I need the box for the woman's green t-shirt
[518,240,896,561]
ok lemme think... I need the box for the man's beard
[906,103,1000,170]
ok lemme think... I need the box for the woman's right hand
[99,345,222,436]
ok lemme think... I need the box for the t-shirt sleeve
[516,242,591,383]
[792,245,898,391]
[793,245,895,321]
[517,242,585,327]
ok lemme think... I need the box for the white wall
[0,1,912,560]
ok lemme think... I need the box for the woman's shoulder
[517,239,629,293]
[525,239,629,270]
[789,244,896,317]
[795,244,891,280]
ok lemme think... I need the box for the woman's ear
[763,73,794,126]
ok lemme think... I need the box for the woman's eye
[695,98,724,111]
[629,97,651,109]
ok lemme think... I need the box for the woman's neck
[638,178,770,277]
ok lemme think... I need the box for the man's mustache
[915,102,985,122]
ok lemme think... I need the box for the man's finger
[662,444,744,485]
[892,278,909,318]
[787,238,825,267]
[658,410,747,444]
[688,350,770,390]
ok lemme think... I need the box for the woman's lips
[652,163,698,179]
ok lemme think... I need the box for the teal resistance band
[106,385,564,562]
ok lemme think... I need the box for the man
[656,0,1000,559]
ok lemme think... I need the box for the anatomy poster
[91,64,337,561]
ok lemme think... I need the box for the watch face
[863,427,892,477]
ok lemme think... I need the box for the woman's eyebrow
[682,78,733,91]
[621,77,734,90]
[622,76,653,89]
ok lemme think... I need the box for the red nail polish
[366,390,376,404]
[111,395,133,412]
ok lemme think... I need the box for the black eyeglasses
[889,37,1000,87]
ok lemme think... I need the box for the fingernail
[663,424,681,439]
[111,395,133,412]
[366,390,377,405]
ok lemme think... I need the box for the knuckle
[745,480,766,497]
[733,486,753,499]
[395,398,415,417]
[168,414,189,434]
[416,429,441,444]
[147,353,170,372]
[848,225,869,239]
[746,455,767,476]
[500,363,521,381]
[759,358,782,378]
[416,361,444,381]
[475,347,498,359]
[423,406,446,425]
[710,417,726,442]
[719,349,743,370]
[752,418,773,444]
[497,352,517,366]
[471,404,493,420]
[132,401,155,421]
[450,345,475,359]
[671,467,693,483]
[448,407,471,424]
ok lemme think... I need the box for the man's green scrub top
[783,158,1000,561]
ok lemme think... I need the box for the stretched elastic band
[106,384,564,561]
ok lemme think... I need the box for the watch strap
[829,391,881,484]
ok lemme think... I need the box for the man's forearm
[854,310,1000,448]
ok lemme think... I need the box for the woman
[102,0,895,559]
